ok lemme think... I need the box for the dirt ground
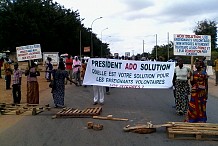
[0,62,52,104]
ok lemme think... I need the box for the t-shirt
[65,58,73,70]
[174,66,191,80]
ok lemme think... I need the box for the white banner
[16,44,42,61]
[174,34,211,56]
[83,58,175,89]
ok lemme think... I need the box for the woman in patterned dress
[52,62,77,108]
[185,60,208,123]
[25,61,40,104]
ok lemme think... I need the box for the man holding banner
[83,58,175,105]
[93,85,105,105]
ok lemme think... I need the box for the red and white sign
[16,44,42,61]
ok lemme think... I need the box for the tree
[0,0,109,57]
[193,19,217,51]
[150,42,174,61]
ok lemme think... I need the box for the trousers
[93,86,104,103]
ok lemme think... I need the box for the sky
[55,0,218,56]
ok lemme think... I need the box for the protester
[106,87,110,95]
[185,60,208,123]
[65,55,73,85]
[173,58,192,115]
[25,60,40,104]
[45,57,53,82]
[214,56,218,86]
[44,57,50,79]
[80,58,87,87]
[51,62,77,108]
[93,85,105,105]
[0,57,4,78]
[4,58,12,90]
[12,62,22,104]
[73,56,81,86]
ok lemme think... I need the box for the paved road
[0,80,218,146]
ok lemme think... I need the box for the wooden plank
[72,109,79,113]
[169,126,218,130]
[167,123,218,141]
[93,115,128,121]
[167,122,218,127]
[92,107,98,113]
[89,109,94,113]
[95,107,102,114]
[84,109,90,113]
[167,133,218,140]
[64,108,73,115]
[55,107,102,118]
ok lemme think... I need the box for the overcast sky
[55,0,218,56]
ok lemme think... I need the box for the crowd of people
[0,55,217,123]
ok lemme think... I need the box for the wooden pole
[191,56,194,71]
[190,56,194,81]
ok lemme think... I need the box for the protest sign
[83,58,175,89]
[43,52,59,65]
[174,34,211,56]
[16,44,42,61]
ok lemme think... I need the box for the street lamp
[90,17,103,57]
[101,27,108,57]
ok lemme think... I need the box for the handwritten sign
[16,44,42,61]
[83,58,175,89]
[174,34,211,56]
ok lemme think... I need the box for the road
[0,79,218,146]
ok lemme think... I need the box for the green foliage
[150,41,174,61]
[193,19,217,51]
[0,0,109,57]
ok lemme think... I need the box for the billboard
[173,34,211,56]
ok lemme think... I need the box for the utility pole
[155,34,157,60]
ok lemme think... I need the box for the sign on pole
[16,44,42,61]
[43,52,59,65]
[84,46,90,52]
[173,34,211,56]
